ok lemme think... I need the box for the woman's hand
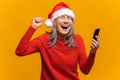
[31,17,44,29]
[90,36,100,54]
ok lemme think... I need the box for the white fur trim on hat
[45,19,53,27]
[51,8,75,21]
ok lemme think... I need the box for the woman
[15,2,100,80]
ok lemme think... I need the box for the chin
[60,32,69,36]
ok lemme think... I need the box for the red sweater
[15,26,96,80]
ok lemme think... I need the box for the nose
[63,18,69,24]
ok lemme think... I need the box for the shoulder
[73,34,84,41]
[73,34,85,45]
[39,33,50,38]
[36,33,50,43]
[38,33,50,40]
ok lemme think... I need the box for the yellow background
[0,0,120,80]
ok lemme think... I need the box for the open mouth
[61,25,68,29]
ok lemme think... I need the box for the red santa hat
[45,2,75,27]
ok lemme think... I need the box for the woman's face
[55,15,73,38]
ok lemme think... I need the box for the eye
[59,15,65,19]
[67,16,72,20]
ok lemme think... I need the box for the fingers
[31,17,44,29]
[90,36,100,49]
[33,17,44,23]
[95,35,100,43]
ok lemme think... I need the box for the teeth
[62,25,67,27]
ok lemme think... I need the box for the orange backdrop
[0,0,120,80]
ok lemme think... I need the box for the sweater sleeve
[15,26,39,56]
[78,36,96,75]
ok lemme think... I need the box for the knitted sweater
[15,26,96,80]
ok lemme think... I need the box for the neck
[58,33,66,39]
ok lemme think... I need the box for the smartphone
[93,28,100,40]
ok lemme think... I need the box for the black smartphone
[93,28,100,40]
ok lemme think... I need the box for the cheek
[69,21,73,26]
[55,21,63,29]
[56,26,62,31]
[56,19,63,25]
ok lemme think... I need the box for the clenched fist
[31,17,44,29]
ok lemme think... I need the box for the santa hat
[45,2,75,27]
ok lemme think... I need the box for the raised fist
[31,17,44,29]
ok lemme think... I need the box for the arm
[15,17,44,56]
[78,36,100,75]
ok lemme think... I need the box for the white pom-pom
[45,19,53,27]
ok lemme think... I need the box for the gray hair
[48,21,76,48]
